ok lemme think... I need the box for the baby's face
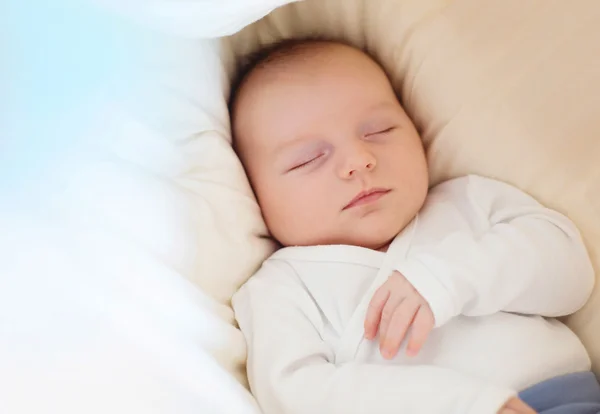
[233,43,428,249]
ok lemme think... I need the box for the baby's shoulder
[431,173,535,197]
[420,175,482,215]
[234,254,308,302]
[232,253,326,324]
[237,244,352,302]
[241,257,298,288]
[425,174,537,212]
[429,174,511,197]
[413,175,531,238]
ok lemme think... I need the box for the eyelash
[367,126,396,137]
[289,153,323,171]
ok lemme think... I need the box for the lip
[343,188,391,210]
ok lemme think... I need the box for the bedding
[1,2,292,413]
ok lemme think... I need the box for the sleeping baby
[229,39,600,414]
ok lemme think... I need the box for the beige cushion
[227,0,600,374]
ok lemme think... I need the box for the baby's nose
[339,146,377,178]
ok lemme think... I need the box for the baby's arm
[233,260,516,414]
[394,175,594,326]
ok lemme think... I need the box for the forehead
[233,44,397,153]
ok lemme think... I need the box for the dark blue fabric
[519,372,600,414]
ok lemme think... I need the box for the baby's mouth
[343,188,391,210]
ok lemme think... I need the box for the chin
[352,217,407,249]
[350,229,399,250]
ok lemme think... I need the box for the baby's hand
[497,397,537,414]
[364,271,434,359]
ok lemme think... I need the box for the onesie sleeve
[232,259,515,414]
[393,175,595,327]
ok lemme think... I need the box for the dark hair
[228,37,343,124]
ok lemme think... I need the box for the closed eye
[367,126,396,137]
[288,153,324,172]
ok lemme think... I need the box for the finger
[380,299,420,359]
[499,409,518,414]
[406,306,434,357]
[378,292,405,345]
[506,398,536,414]
[364,286,390,339]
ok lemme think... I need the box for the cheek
[393,135,426,167]
[285,176,331,211]
[380,143,428,187]
[256,175,335,245]
[258,176,330,223]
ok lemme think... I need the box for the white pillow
[228,0,600,375]
[2,1,297,412]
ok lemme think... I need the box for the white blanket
[1,1,297,413]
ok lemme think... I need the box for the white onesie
[233,175,594,414]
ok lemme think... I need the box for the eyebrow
[368,101,396,111]
[365,101,401,116]
[273,136,316,157]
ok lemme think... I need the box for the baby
[230,39,600,414]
